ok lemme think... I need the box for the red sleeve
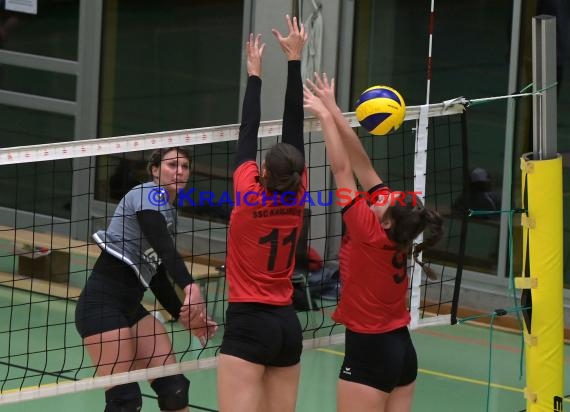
[342,187,392,245]
[342,200,381,241]
[368,184,391,205]
[233,161,259,195]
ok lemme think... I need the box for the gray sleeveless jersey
[93,182,177,287]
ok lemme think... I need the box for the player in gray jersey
[93,180,179,287]
[75,147,217,412]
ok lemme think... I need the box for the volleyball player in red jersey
[304,74,443,412]
[217,16,308,412]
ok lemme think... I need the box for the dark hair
[260,143,305,193]
[383,195,443,280]
[147,147,192,178]
[470,167,492,192]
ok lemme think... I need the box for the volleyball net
[0,101,467,404]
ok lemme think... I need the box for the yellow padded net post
[517,154,564,411]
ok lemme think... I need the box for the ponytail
[384,197,444,280]
[412,209,444,280]
[261,143,305,193]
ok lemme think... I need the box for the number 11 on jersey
[258,227,298,271]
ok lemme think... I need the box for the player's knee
[104,383,142,412]
[151,374,190,411]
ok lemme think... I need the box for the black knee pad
[104,383,142,412]
[151,374,190,411]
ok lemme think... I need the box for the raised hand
[303,84,329,119]
[271,15,308,61]
[306,73,339,115]
[246,33,265,77]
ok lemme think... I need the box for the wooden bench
[0,271,166,316]
[0,225,101,258]
[0,225,226,319]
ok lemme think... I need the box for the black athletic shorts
[75,251,148,339]
[339,326,417,393]
[219,302,303,367]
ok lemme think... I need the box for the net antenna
[409,0,445,329]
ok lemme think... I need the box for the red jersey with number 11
[226,161,307,305]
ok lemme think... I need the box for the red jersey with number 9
[226,161,308,305]
[332,186,411,333]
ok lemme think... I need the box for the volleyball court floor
[1,284,569,412]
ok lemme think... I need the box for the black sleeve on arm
[234,75,262,169]
[136,209,193,289]
[367,183,388,195]
[281,60,305,161]
[149,265,182,320]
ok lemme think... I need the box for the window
[95,0,244,222]
[352,0,512,274]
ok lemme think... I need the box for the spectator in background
[453,167,501,219]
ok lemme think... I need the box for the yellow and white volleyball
[355,85,406,136]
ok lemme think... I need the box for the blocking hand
[306,73,338,115]
[246,33,265,77]
[272,15,308,61]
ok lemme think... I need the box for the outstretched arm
[272,15,308,159]
[303,85,357,196]
[136,209,217,345]
[234,33,265,169]
[307,73,382,191]
[149,266,182,320]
